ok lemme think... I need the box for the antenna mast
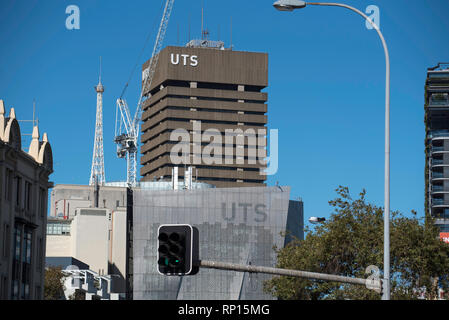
[90,56,106,186]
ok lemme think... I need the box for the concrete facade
[49,184,127,220]
[46,185,128,294]
[132,186,303,300]
[70,208,110,276]
[0,99,53,300]
[140,45,269,188]
[49,183,303,299]
[47,181,212,295]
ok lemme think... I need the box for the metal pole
[307,2,391,300]
[199,260,381,292]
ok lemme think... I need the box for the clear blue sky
[1,0,448,222]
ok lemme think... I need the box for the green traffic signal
[157,225,198,275]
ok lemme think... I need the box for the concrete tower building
[140,42,268,188]
[425,63,449,235]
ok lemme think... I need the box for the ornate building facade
[0,99,53,299]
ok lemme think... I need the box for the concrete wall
[49,184,127,219]
[46,235,71,257]
[132,186,303,300]
[47,184,129,294]
[144,46,268,93]
[110,208,127,293]
[71,208,109,275]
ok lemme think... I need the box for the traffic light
[157,224,199,276]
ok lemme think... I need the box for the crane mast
[115,0,175,187]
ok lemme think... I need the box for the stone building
[0,99,53,299]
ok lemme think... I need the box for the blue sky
[1,0,448,222]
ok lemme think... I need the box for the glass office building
[425,63,449,233]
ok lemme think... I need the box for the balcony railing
[433,185,444,192]
[433,172,444,179]
[428,130,449,139]
[433,159,445,165]
[432,198,446,206]
[432,146,445,152]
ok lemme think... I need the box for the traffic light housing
[157,224,199,276]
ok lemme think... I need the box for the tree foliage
[44,266,65,300]
[68,289,86,300]
[264,186,449,300]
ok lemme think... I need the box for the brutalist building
[140,41,268,188]
[132,185,303,300]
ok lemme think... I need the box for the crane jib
[114,0,175,187]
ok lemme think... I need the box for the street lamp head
[273,0,307,11]
[309,217,326,224]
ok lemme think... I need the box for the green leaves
[44,266,66,300]
[264,186,449,300]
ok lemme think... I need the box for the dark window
[5,168,13,201]
[15,176,22,208]
[2,276,7,300]
[21,229,32,300]
[24,181,32,212]
[11,226,21,299]
[3,224,10,258]
[10,225,33,300]
[39,188,46,217]
[37,238,42,272]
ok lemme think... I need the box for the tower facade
[89,65,106,186]
[140,44,268,188]
[425,63,449,234]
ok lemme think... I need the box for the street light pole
[273,1,390,300]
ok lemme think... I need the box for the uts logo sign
[170,53,198,67]
[440,232,449,244]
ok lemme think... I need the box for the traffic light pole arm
[199,260,382,293]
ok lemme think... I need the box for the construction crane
[114,0,175,187]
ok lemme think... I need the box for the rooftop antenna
[201,1,209,41]
[18,99,39,147]
[201,1,204,39]
[230,16,233,50]
[188,13,191,42]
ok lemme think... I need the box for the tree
[264,186,449,300]
[44,266,65,300]
[68,289,86,300]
